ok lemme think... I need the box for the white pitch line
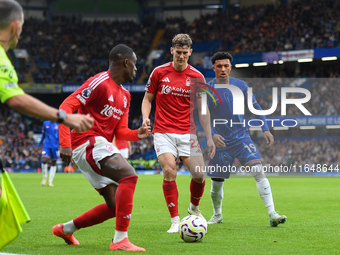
[0,252,30,255]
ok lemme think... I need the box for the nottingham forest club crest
[186,77,191,86]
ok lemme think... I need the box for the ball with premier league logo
[179,215,207,242]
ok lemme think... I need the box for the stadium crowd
[0,105,41,169]
[1,102,339,172]
[256,138,340,168]
[246,78,340,117]
[0,106,158,170]
[17,15,157,84]
[2,0,339,172]
[198,136,340,171]
[178,0,340,54]
[11,0,340,84]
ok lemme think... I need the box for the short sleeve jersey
[0,45,24,103]
[70,71,131,148]
[145,62,206,134]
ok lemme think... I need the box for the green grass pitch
[2,173,340,254]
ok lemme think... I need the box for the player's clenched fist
[142,118,151,127]
[138,123,152,139]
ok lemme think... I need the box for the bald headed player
[53,44,151,251]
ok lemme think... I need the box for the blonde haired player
[142,33,215,233]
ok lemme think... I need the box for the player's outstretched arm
[7,94,61,121]
[197,96,216,159]
[141,92,155,126]
[115,115,151,141]
[6,94,93,133]
[263,131,274,146]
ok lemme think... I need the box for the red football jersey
[64,71,131,149]
[145,62,205,134]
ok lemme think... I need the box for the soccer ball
[179,215,207,242]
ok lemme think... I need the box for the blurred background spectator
[1,0,339,173]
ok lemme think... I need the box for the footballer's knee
[162,166,177,181]
[189,164,205,180]
[192,177,205,184]
[100,153,136,182]
[249,164,266,182]
[42,157,49,164]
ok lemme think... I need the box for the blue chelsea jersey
[207,77,257,146]
[38,121,59,149]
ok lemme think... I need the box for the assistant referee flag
[0,158,30,250]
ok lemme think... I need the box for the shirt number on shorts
[190,138,199,148]
[244,143,257,153]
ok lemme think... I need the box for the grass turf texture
[2,173,340,255]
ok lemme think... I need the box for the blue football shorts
[207,137,262,179]
[42,146,59,160]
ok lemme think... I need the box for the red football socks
[163,180,179,217]
[190,179,205,206]
[73,203,116,229]
[115,175,138,232]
